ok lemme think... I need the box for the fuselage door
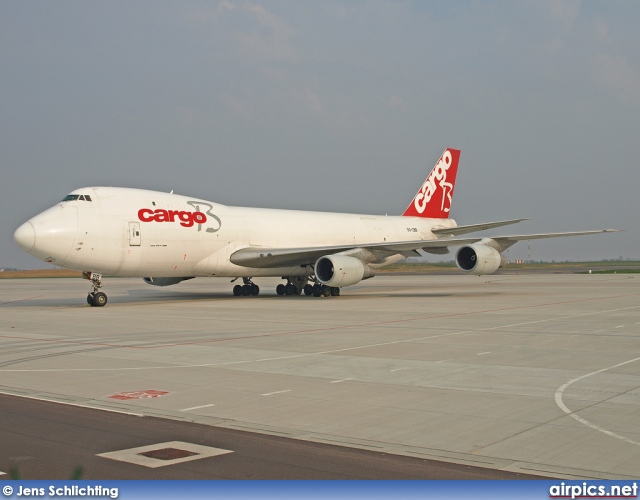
[128,221,141,246]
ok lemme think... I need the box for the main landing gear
[84,272,107,307]
[276,281,302,296]
[306,283,340,297]
[232,277,260,297]
[277,277,340,298]
[230,277,341,298]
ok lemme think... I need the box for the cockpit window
[61,194,93,202]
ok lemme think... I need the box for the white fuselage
[17,187,456,278]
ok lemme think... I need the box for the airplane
[13,148,620,307]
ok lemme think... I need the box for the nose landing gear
[84,272,107,307]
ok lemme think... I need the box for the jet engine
[142,277,194,287]
[315,255,375,287]
[455,244,507,275]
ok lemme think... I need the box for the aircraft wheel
[87,294,95,306]
[304,284,313,296]
[330,287,340,296]
[285,283,294,295]
[241,284,251,296]
[312,284,322,297]
[294,286,302,295]
[251,284,260,296]
[233,284,243,296]
[276,284,285,296]
[322,285,331,297]
[92,292,108,307]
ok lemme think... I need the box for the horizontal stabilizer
[431,219,528,237]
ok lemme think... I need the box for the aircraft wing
[230,229,621,268]
[463,229,623,252]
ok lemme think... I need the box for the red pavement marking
[109,390,169,400]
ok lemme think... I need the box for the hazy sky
[2,0,638,269]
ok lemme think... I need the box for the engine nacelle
[455,244,506,275]
[315,255,375,287]
[142,277,193,287]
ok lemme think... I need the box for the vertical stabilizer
[402,148,460,218]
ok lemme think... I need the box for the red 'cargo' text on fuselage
[137,208,207,228]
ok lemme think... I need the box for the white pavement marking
[330,378,354,383]
[477,352,491,356]
[180,404,216,412]
[390,368,407,372]
[97,441,233,468]
[0,470,5,476]
[554,356,640,447]
[261,390,291,396]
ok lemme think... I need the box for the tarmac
[1,272,639,479]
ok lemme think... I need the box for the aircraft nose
[14,222,36,252]
[15,205,78,264]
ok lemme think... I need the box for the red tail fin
[402,148,460,218]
